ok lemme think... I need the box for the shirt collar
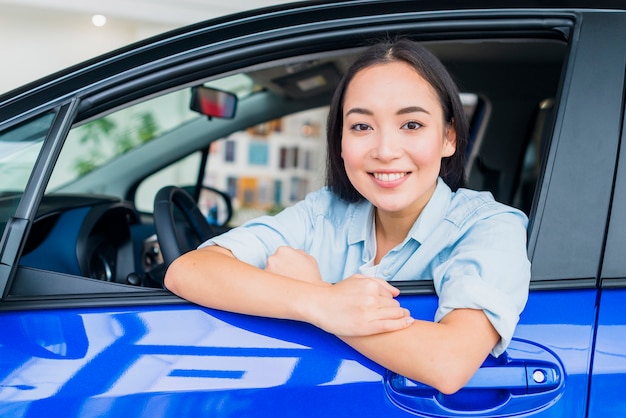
[347,177,452,246]
[408,177,451,244]
[348,199,374,245]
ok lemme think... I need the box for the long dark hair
[326,39,468,202]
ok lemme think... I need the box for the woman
[165,39,530,395]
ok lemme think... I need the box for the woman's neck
[374,209,419,264]
[372,180,439,263]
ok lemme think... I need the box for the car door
[0,4,624,418]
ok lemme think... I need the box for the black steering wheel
[153,186,216,266]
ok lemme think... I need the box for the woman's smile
[370,171,410,187]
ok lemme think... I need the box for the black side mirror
[180,185,233,228]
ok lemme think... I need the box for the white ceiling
[0,0,302,26]
[0,0,306,93]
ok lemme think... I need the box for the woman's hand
[307,274,413,337]
[265,246,327,286]
[264,246,413,337]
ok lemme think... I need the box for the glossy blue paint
[0,288,596,417]
[395,289,597,417]
[587,289,626,417]
[0,305,410,417]
[0,291,594,417]
[513,289,596,417]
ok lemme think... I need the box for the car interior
[3,34,568,299]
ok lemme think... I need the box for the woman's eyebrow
[397,106,430,115]
[345,106,430,117]
[345,107,372,116]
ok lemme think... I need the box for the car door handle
[384,339,564,417]
[389,361,560,395]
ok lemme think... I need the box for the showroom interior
[0,0,297,94]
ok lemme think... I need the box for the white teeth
[373,172,406,182]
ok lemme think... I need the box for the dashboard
[19,194,163,287]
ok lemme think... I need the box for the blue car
[1,1,625,416]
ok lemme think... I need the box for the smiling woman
[164,39,531,395]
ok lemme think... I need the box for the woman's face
[341,61,456,219]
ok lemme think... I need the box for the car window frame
[0,10,594,308]
[527,11,626,287]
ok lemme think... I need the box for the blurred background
[0,0,300,94]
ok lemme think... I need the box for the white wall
[0,4,174,94]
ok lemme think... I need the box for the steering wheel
[153,186,216,266]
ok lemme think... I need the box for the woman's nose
[371,130,402,161]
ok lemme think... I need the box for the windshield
[0,112,55,195]
[0,111,56,237]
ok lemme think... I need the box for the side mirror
[181,185,233,228]
[199,186,233,228]
[190,86,237,119]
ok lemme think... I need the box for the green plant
[73,112,159,176]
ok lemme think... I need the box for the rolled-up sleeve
[433,209,531,357]
[199,201,311,268]
[198,190,325,268]
[200,216,288,268]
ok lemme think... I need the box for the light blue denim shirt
[202,178,531,356]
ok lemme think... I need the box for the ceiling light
[92,14,107,27]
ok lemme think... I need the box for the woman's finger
[369,277,400,297]
[372,306,411,320]
[369,315,415,333]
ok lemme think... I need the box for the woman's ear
[442,120,457,157]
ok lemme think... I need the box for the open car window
[10,35,567,298]
[135,105,329,225]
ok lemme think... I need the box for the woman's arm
[166,246,498,395]
[341,308,499,395]
[260,245,500,395]
[164,245,414,336]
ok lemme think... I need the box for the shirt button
[382,270,390,277]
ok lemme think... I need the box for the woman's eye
[402,121,422,130]
[350,123,371,132]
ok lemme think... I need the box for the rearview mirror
[190,86,237,119]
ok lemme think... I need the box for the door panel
[513,289,596,416]
[398,290,596,417]
[0,304,414,417]
[0,289,596,417]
